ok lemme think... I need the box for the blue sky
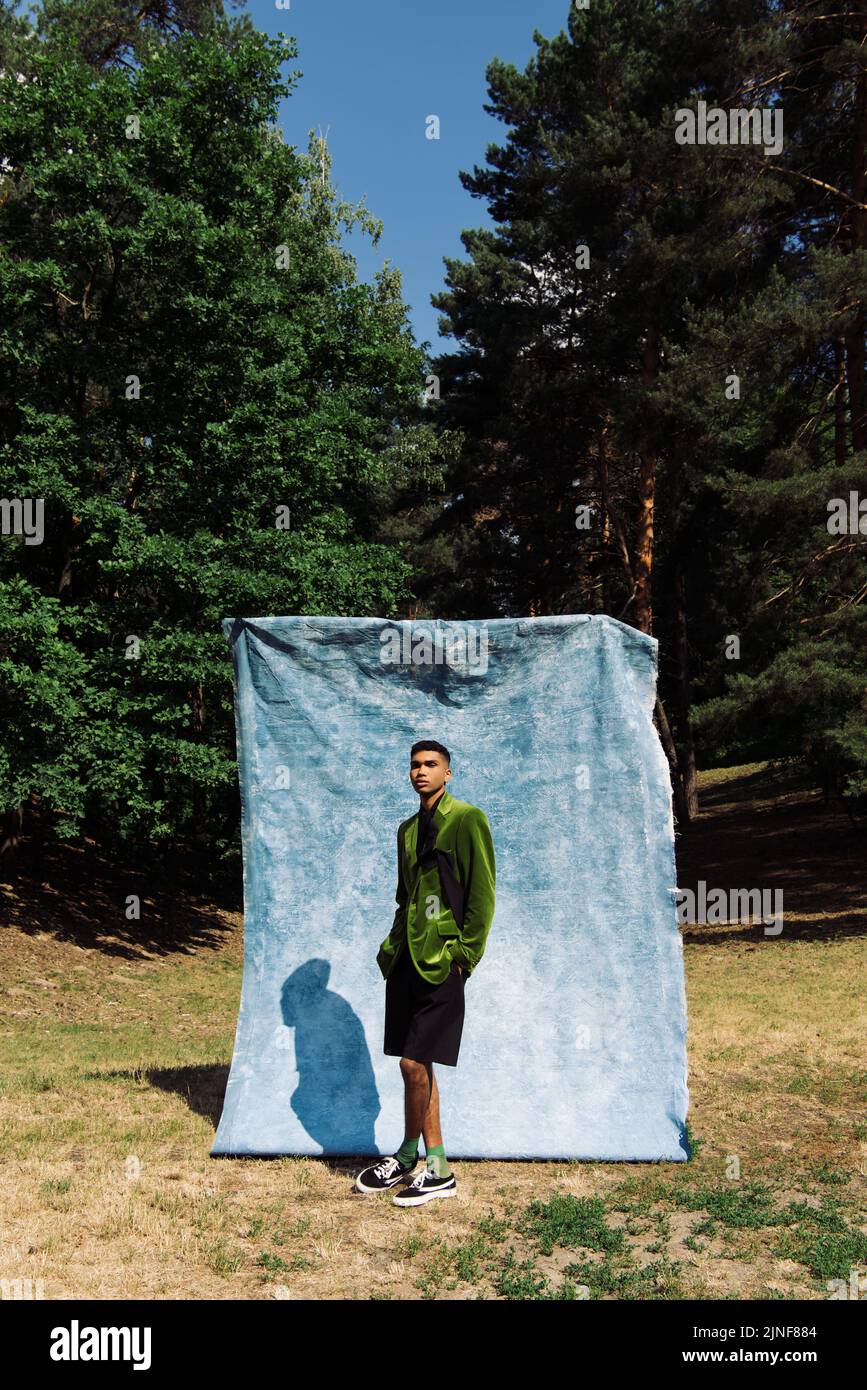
[245,0,572,356]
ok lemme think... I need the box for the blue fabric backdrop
[211,613,690,1160]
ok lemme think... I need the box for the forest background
[1,0,865,879]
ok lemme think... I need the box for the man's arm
[449,808,496,974]
[376,826,408,979]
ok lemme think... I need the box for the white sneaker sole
[392,1184,457,1207]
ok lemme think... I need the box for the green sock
[425,1142,451,1178]
[395,1136,420,1168]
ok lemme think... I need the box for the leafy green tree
[0,3,437,860]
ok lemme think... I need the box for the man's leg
[419,1067,452,1175]
[420,1065,442,1148]
[400,1059,452,1180]
[399,1057,434,1146]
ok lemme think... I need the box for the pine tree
[665,1,867,810]
[427,0,782,817]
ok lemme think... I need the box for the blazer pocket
[435,912,460,938]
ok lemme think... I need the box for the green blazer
[376,788,496,986]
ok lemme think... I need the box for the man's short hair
[410,740,451,766]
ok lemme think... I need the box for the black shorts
[383,945,467,1067]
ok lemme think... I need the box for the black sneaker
[354,1155,418,1193]
[392,1166,457,1207]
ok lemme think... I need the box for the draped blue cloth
[211,614,690,1160]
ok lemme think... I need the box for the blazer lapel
[406,815,419,863]
[433,788,453,831]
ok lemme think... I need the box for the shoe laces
[373,1156,401,1179]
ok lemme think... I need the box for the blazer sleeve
[376,825,408,979]
[450,808,496,974]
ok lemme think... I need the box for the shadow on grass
[81,1063,233,1128]
[676,764,867,941]
[0,834,240,960]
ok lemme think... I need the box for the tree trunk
[673,564,699,819]
[598,417,613,615]
[670,471,699,820]
[57,513,81,596]
[633,321,660,634]
[190,680,204,738]
[0,803,24,867]
[844,13,867,452]
[653,696,690,828]
[190,681,207,842]
[835,335,848,466]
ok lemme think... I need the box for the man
[355,740,496,1207]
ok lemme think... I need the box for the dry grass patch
[1,763,864,1299]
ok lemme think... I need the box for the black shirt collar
[418,788,446,821]
[416,788,446,863]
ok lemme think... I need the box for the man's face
[410,751,450,798]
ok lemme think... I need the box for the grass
[0,761,864,1300]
